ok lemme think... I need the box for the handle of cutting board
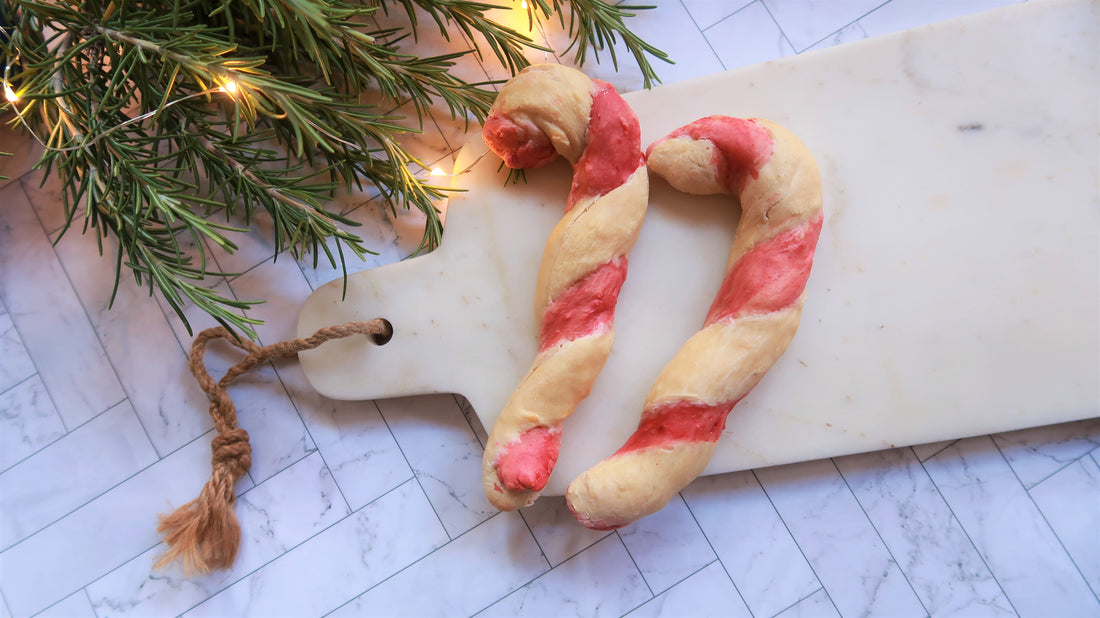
[296,249,465,401]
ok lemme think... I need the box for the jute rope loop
[155,319,392,575]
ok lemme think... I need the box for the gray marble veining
[1,1,1097,617]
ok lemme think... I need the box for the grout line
[21,180,166,458]
[293,245,327,294]
[916,439,1020,616]
[466,581,518,616]
[176,477,421,617]
[0,423,219,556]
[259,359,355,512]
[855,20,872,41]
[23,591,75,618]
[679,492,756,617]
[0,361,69,458]
[457,27,497,87]
[621,558,721,617]
[453,394,487,450]
[71,445,319,606]
[467,553,558,618]
[615,530,656,599]
[371,399,453,540]
[995,439,1100,603]
[787,0,892,54]
[769,586,824,618]
[831,456,930,616]
[0,371,38,401]
[189,272,261,488]
[246,357,345,505]
[0,147,44,189]
[81,586,96,616]
[148,274,197,362]
[0,395,125,476]
[18,173,70,239]
[172,445,354,605]
[469,532,640,618]
[700,0,754,33]
[515,508,553,571]
[0,342,55,431]
[0,581,12,618]
[0,402,153,554]
[757,1,798,57]
[316,583,360,615]
[320,510,537,618]
[798,24,852,55]
[916,440,960,463]
[1024,453,1091,491]
[79,546,169,612]
[1,5,1092,617]
[224,249,281,284]
[677,0,728,72]
[751,469,843,618]
[425,105,459,155]
[546,528,614,571]
[2,192,72,436]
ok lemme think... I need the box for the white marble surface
[1,1,1098,617]
[298,0,1099,494]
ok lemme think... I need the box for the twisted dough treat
[566,116,823,529]
[480,64,648,510]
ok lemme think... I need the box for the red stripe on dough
[705,212,823,326]
[613,399,740,456]
[567,81,644,210]
[494,426,561,492]
[539,257,629,353]
[482,114,558,169]
[650,116,774,193]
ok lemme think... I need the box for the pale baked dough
[481,65,649,511]
[566,118,823,530]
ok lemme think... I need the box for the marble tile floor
[1,1,1098,616]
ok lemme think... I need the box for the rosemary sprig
[0,0,667,338]
[530,0,671,88]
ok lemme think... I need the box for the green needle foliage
[0,0,667,339]
[527,0,666,89]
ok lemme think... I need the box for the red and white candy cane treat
[566,116,823,529]
[479,64,648,511]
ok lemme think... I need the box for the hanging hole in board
[371,319,394,346]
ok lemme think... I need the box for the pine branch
[531,0,670,88]
[0,0,668,338]
[386,0,550,75]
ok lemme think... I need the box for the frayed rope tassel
[154,319,393,575]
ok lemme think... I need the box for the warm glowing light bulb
[220,79,238,94]
[430,167,447,177]
[4,83,17,103]
[521,0,528,7]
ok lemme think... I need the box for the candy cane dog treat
[566,116,823,530]
[480,64,648,511]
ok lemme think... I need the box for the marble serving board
[298,0,1099,496]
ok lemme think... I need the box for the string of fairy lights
[4,48,241,152]
[1,0,546,177]
[4,62,466,177]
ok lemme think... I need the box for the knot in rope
[155,318,391,575]
[211,428,252,478]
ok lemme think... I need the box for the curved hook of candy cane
[479,64,649,511]
[565,116,824,530]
